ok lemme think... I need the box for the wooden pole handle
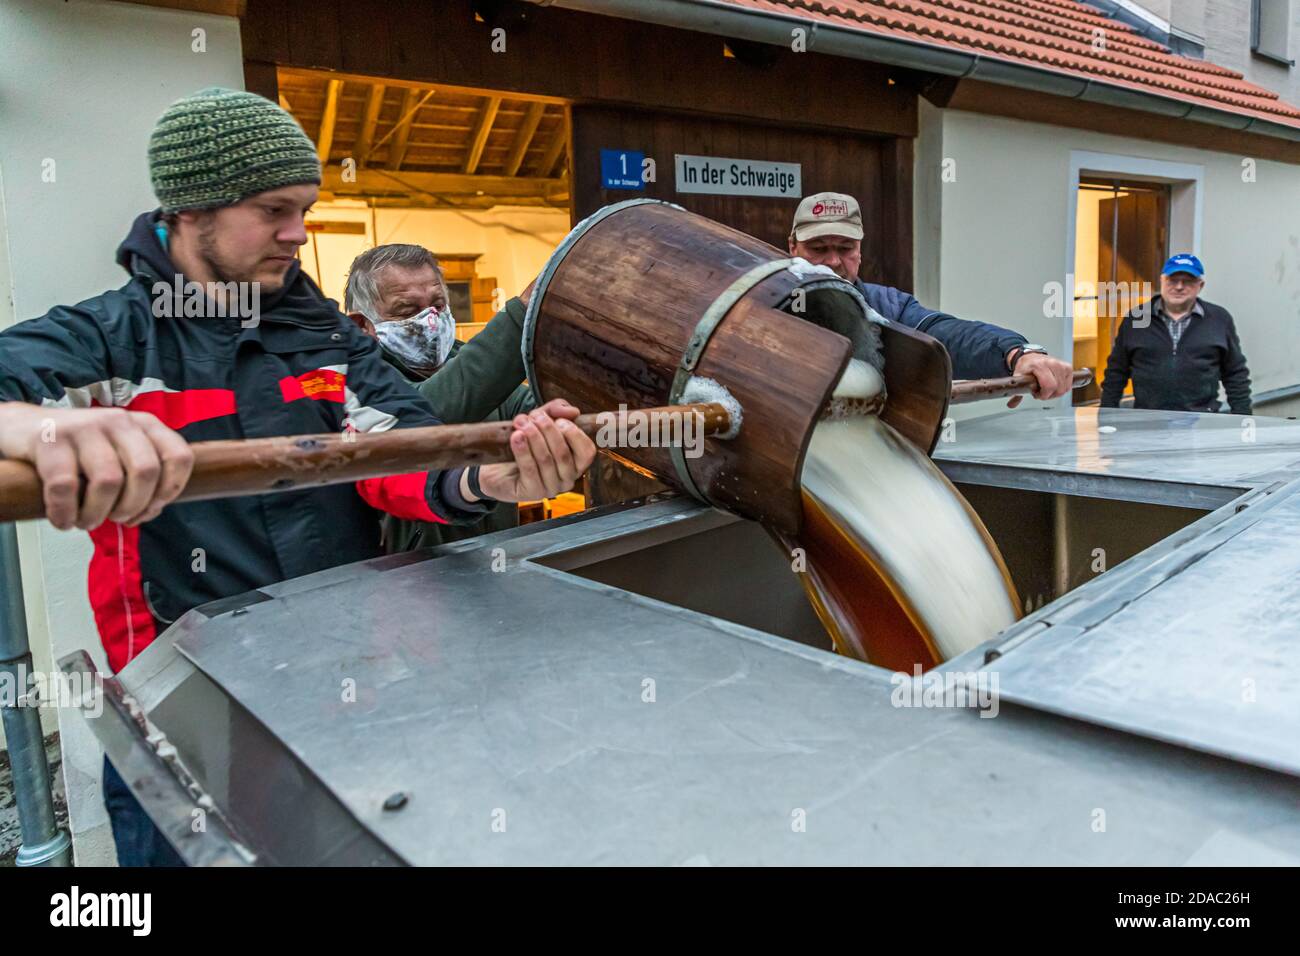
[950,368,1093,404]
[0,403,732,524]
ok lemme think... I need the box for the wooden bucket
[523,199,950,535]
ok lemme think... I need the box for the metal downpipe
[0,524,71,866]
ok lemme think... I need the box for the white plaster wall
[302,201,571,309]
[914,105,1300,421]
[0,0,245,865]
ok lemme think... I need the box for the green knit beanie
[149,87,321,213]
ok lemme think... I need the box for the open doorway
[1072,178,1170,405]
[277,67,572,337]
[278,67,582,523]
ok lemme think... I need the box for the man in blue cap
[1100,254,1252,415]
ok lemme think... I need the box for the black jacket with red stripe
[0,211,488,672]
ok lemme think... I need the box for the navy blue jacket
[856,280,1027,380]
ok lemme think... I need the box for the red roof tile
[716,0,1300,129]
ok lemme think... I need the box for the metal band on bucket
[666,258,797,504]
[521,198,684,407]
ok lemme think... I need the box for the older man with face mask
[1100,254,1252,414]
[344,243,535,550]
[788,192,1075,406]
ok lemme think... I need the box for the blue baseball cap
[1162,253,1204,278]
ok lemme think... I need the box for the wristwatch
[1008,344,1049,372]
[466,465,495,503]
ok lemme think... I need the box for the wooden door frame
[1064,151,1204,380]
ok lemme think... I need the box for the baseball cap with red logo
[791,192,863,242]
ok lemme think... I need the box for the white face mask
[374,304,456,378]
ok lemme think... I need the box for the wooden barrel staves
[523,199,952,536]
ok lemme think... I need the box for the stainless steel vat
[62,406,1300,865]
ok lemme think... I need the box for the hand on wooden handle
[1005,353,1076,407]
[0,403,194,531]
[0,402,732,526]
[951,368,1093,406]
[476,399,598,502]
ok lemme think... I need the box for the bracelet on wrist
[466,465,494,503]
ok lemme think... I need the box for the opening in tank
[777,285,880,365]
[533,483,1230,665]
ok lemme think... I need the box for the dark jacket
[417,297,535,424]
[1100,296,1252,414]
[0,211,487,672]
[855,280,1027,380]
[381,337,534,552]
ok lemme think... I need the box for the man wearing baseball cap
[789,192,1074,405]
[1100,254,1251,414]
[0,88,596,865]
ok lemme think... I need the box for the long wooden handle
[950,368,1093,404]
[0,403,732,524]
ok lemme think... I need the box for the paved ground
[0,733,66,866]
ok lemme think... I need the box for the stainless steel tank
[61,407,1300,865]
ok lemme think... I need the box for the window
[445,281,474,323]
[1253,0,1294,66]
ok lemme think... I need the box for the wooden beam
[382,88,420,170]
[277,66,567,107]
[536,122,567,178]
[503,102,546,177]
[116,0,245,15]
[356,195,563,210]
[463,96,502,175]
[322,167,568,208]
[305,221,368,235]
[354,83,386,167]
[317,79,343,163]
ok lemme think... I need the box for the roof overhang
[526,0,1300,144]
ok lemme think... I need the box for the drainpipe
[0,524,72,866]
[527,0,1300,143]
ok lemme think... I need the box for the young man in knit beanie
[0,88,595,865]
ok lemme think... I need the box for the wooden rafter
[322,168,568,209]
[117,0,245,14]
[386,87,422,170]
[277,65,566,107]
[536,123,567,178]
[503,101,546,177]
[463,96,502,175]
[276,67,571,202]
[317,79,343,163]
[354,83,386,167]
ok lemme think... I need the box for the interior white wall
[915,106,1300,421]
[303,201,571,310]
[0,0,245,865]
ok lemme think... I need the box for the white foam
[681,376,743,440]
[801,414,1017,662]
[832,358,885,402]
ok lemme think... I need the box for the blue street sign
[600,149,645,191]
